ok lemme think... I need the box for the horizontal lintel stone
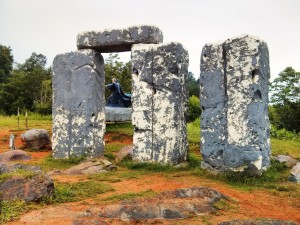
[77,25,163,52]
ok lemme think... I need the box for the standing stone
[77,25,163,52]
[52,50,105,158]
[200,35,270,175]
[131,42,189,164]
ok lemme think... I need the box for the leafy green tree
[0,44,14,83]
[187,72,200,97]
[269,67,300,132]
[0,53,52,115]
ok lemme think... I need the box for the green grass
[36,155,86,171]
[0,169,38,182]
[271,137,300,159]
[187,118,200,144]
[101,189,156,203]
[0,199,39,223]
[50,181,114,203]
[88,172,121,183]
[106,122,133,135]
[0,114,52,130]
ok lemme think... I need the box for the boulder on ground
[290,162,300,183]
[21,129,50,150]
[115,145,133,164]
[0,172,54,202]
[275,155,298,167]
[218,219,298,225]
[63,159,117,175]
[98,187,223,220]
[0,150,31,163]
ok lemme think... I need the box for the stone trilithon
[52,25,189,164]
[200,34,270,175]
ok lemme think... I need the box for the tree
[269,67,300,132]
[0,53,52,115]
[187,72,200,97]
[270,67,300,105]
[0,44,14,83]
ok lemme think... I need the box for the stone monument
[200,34,270,175]
[52,25,189,163]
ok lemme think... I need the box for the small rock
[218,219,298,225]
[174,162,189,169]
[290,162,300,183]
[0,150,31,163]
[0,172,54,202]
[47,169,62,176]
[100,159,112,167]
[275,155,298,167]
[21,129,50,150]
[115,145,133,164]
[64,161,106,175]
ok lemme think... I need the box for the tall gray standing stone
[52,50,106,158]
[200,35,270,175]
[131,42,189,164]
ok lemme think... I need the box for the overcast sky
[1,0,299,81]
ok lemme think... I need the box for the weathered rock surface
[200,34,270,175]
[275,155,298,167]
[52,49,106,159]
[219,219,298,225]
[77,25,163,52]
[131,42,189,165]
[290,162,300,183]
[98,187,223,220]
[105,106,132,122]
[21,129,50,150]
[63,159,116,175]
[115,145,133,164]
[0,172,54,202]
[0,163,41,174]
[0,150,31,163]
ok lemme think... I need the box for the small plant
[270,125,299,140]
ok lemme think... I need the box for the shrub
[188,95,201,122]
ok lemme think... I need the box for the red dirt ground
[1,129,299,225]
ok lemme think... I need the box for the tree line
[0,44,299,132]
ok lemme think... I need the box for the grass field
[0,116,300,224]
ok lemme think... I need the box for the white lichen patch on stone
[251,155,263,170]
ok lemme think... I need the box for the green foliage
[0,53,52,115]
[104,53,132,100]
[269,67,300,132]
[187,118,201,144]
[52,181,114,203]
[0,169,38,182]
[0,44,14,83]
[106,122,134,135]
[38,155,86,171]
[188,95,201,122]
[0,199,38,223]
[187,71,200,97]
[120,160,175,172]
[101,190,156,203]
[270,125,299,140]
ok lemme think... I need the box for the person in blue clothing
[106,78,131,108]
